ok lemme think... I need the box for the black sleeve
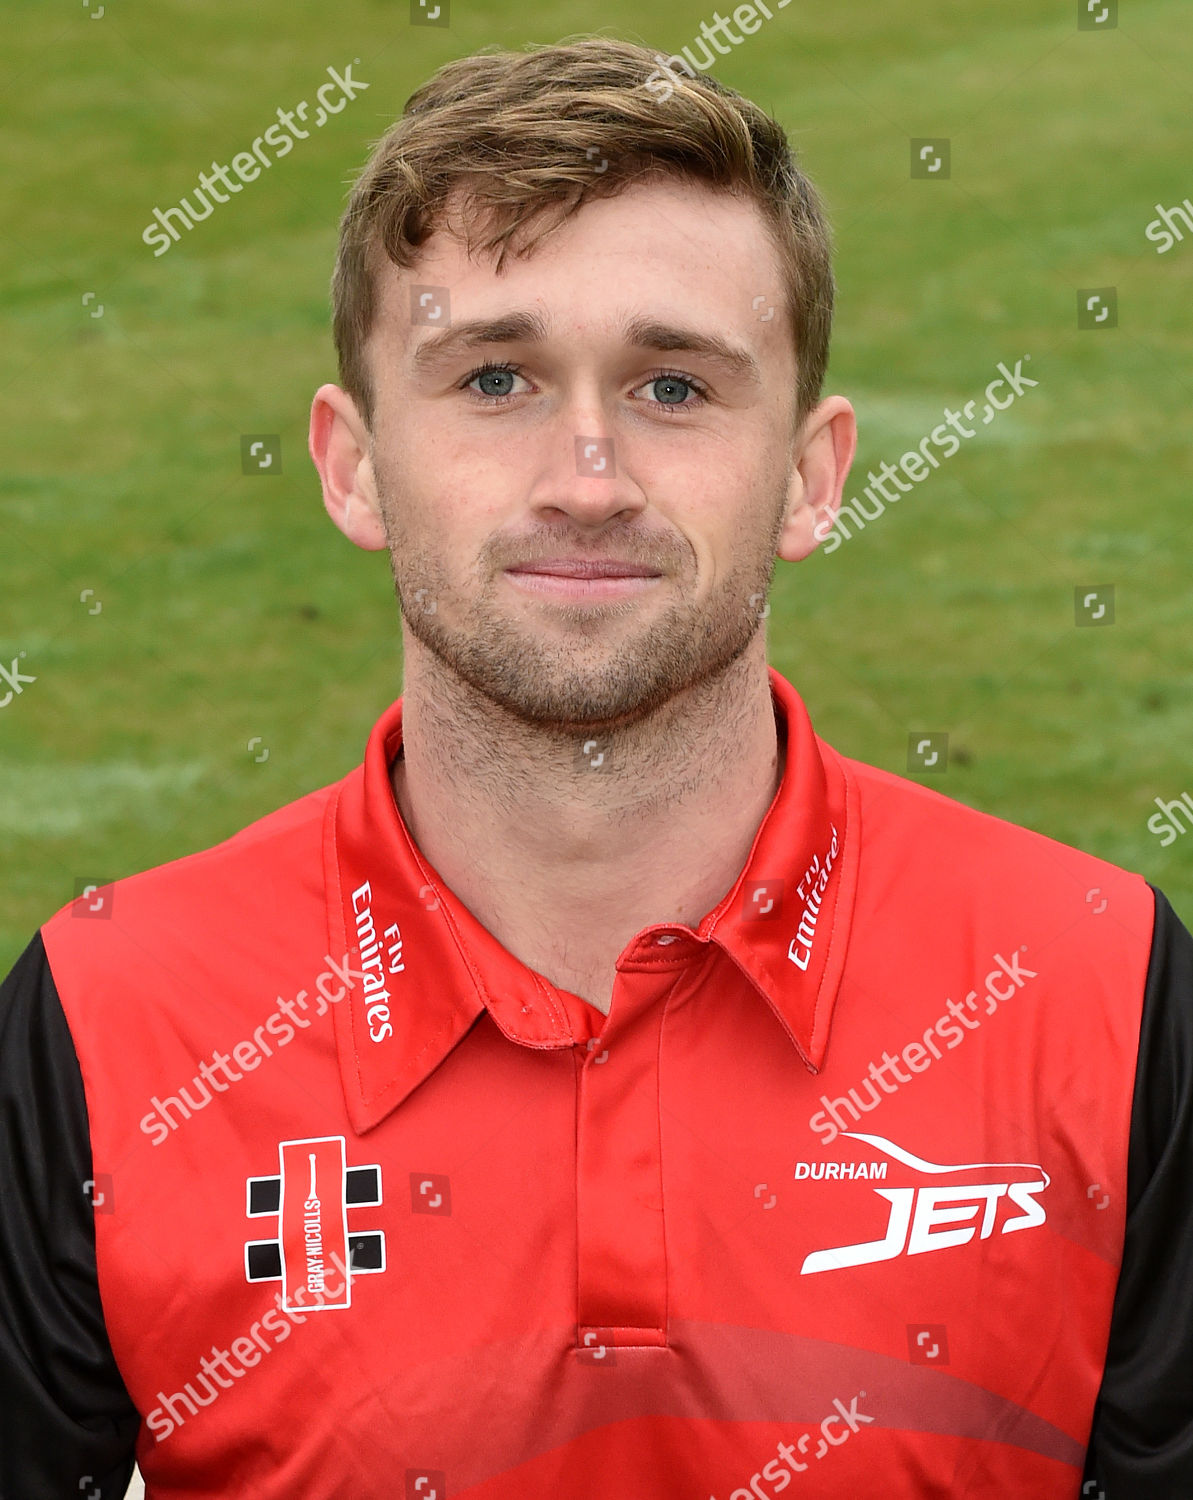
[1083,884,1193,1496]
[0,931,140,1499]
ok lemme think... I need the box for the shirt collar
[326,665,858,1134]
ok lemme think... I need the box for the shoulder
[829,748,1158,992]
[37,773,351,1038]
[839,748,1152,905]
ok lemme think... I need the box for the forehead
[366,176,788,360]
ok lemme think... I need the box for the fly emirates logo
[787,824,839,972]
[796,1132,1050,1276]
[351,880,406,1043]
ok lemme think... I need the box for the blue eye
[471,366,519,398]
[636,371,708,412]
[648,375,694,404]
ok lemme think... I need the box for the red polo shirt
[6,665,1174,1497]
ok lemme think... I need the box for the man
[1,34,1189,1500]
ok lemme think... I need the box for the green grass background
[3,0,1192,975]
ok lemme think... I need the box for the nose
[526,413,646,524]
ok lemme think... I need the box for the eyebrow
[409,309,763,385]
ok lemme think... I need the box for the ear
[775,395,858,563]
[308,383,388,551]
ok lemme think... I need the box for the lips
[506,560,661,579]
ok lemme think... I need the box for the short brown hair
[331,35,835,437]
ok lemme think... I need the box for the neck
[390,635,787,997]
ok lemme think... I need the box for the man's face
[323,177,844,736]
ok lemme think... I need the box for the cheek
[391,423,513,509]
[678,461,780,554]
[375,457,507,578]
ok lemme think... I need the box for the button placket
[573,961,676,1353]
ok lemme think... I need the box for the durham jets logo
[796,1132,1050,1276]
[244,1136,386,1309]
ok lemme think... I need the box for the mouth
[505,560,662,579]
[503,562,663,600]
